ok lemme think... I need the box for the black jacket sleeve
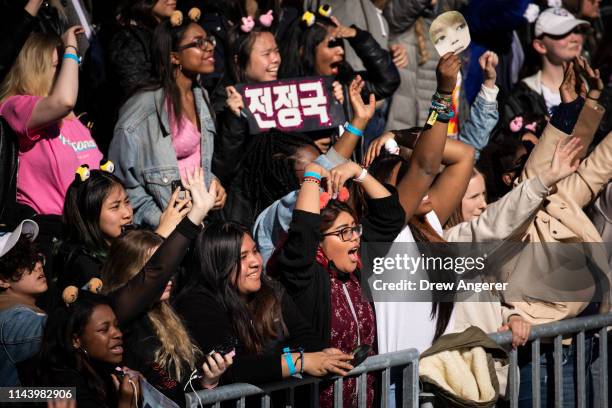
[108,27,154,97]
[348,28,400,100]
[276,210,331,344]
[281,292,326,351]
[212,108,250,187]
[110,218,201,326]
[361,185,406,243]
[175,289,283,384]
[276,210,322,296]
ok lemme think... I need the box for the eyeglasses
[322,225,362,242]
[179,36,217,51]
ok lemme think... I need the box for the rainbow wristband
[344,122,364,138]
[63,53,81,64]
[303,171,321,181]
[283,347,297,376]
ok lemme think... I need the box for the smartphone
[171,180,186,200]
[350,344,371,367]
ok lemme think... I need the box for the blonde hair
[414,17,429,66]
[444,168,485,229]
[0,33,61,102]
[101,230,202,381]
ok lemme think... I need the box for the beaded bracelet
[303,176,321,185]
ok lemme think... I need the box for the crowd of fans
[0,0,610,407]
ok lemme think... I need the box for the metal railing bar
[358,373,367,408]
[260,394,270,408]
[599,327,608,408]
[381,367,390,408]
[508,348,518,408]
[577,331,585,408]
[489,314,612,345]
[532,338,541,408]
[554,335,563,408]
[333,377,343,408]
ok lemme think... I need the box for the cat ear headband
[301,5,333,28]
[319,186,349,209]
[241,10,274,33]
[75,160,114,182]
[62,278,104,306]
[170,8,201,27]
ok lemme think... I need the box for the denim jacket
[460,85,500,160]
[0,305,47,386]
[109,86,216,228]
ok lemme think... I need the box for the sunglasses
[327,37,343,49]
[322,225,363,242]
[178,36,217,51]
[544,26,590,40]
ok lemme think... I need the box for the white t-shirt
[375,211,455,354]
[541,84,561,114]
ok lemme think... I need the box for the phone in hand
[171,180,186,200]
[350,344,371,367]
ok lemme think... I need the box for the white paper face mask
[429,11,471,56]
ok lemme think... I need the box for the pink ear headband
[240,10,274,33]
[319,187,350,210]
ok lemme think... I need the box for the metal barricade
[489,313,612,408]
[185,348,420,408]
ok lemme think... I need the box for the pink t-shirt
[0,95,103,215]
[168,109,201,179]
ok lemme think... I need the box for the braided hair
[239,131,319,218]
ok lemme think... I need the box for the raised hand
[574,56,604,99]
[436,53,461,94]
[328,161,362,195]
[390,43,408,69]
[181,167,216,225]
[61,26,84,49]
[478,51,498,89]
[349,75,375,124]
[559,61,579,103]
[539,137,582,187]
[329,16,357,39]
[226,86,244,117]
[364,132,396,167]
[156,187,192,238]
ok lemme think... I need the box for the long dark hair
[63,170,125,255]
[151,18,202,123]
[477,138,529,203]
[190,222,286,354]
[369,154,454,342]
[116,0,158,29]
[279,14,351,79]
[228,25,276,83]
[37,293,117,405]
[237,131,319,221]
